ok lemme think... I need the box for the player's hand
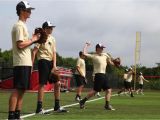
[51,66,58,73]
[31,33,41,43]
[85,41,91,47]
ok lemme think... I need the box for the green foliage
[61,57,77,68]
[144,79,160,90]
[85,57,93,71]
[0,48,160,89]
[0,49,13,69]
[56,52,63,65]
[2,50,12,62]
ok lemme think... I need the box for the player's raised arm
[83,42,91,55]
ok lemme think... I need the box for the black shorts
[38,59,56,85]
[139,84,143,89]
[74,74,86,87]
[124,81,128,89]
[125,81,132,89]
[93,73,111,92]
[13,66,31,90]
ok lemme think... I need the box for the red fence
[0,68,73,91]
[144,76,160,79]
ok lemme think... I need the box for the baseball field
[0,90,160,120]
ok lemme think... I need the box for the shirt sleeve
[16,25,24,42]
[76,59,80,67]
[103,53,112,62]
[85,53,93,59]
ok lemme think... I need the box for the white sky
[0,0,160,67]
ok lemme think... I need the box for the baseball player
[32,21,68,113]
[136,72,149,95]
[125,67,134,97]
[74,51,86,101]
[117,69,129,96]
[8,1,40,119]
[79,43,120,110]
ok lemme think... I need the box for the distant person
[32,21,68,113]
[74,51,86,101]
[117,69,129,96]
[60,78,68,92]
[8,1,39,119]
[79,43,120,110]
[136,72,149,95]
[125,67,134,97]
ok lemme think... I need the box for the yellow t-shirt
[35,35,56,61]
[123,73,128,80]
[85,53,111,75]
[126,71,133,82]
[12,20,32,66]
[138,75,144,84]
[75,57,86,77]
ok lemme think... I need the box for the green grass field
[0,90,160,120]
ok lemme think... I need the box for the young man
[117,69,129,96]
[125,67,134,97]
[8,1,39,119]
[74,51,86,101]
[136,72,149,95]
[79,43,120,110]
[32,21,68,113]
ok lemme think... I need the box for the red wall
[0,70,72,91]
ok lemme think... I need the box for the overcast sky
[0,0,160,67]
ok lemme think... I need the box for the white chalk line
[21,94,118,119]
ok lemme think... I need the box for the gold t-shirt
[35,35,56,61]
[85,53,111,75]
[75,57,86,77]
[12,20,32,66]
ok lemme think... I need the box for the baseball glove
[49,71,60,84]
[34,28,48,44]
[113,57,121,67]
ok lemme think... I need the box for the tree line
[0,49,160,89]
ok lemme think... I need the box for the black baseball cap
[96,43,106,49]
[16,1,35,11]
[42,21,56,29]
[79,51,84,56]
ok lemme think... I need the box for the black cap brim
[27,7,35,10]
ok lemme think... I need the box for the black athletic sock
[105,101,109,107]
[8,111,15,119]
[54,99,60,110]
[36,101,42,112]
[14,110,20,119]
[81,97,88,103]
